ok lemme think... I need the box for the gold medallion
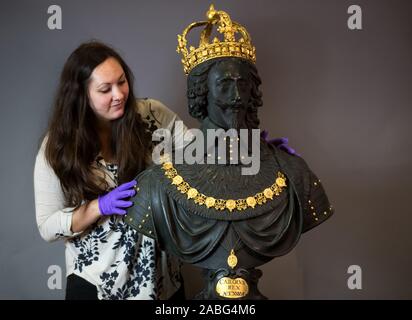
[226,200,236,212]
[246,196,256,208]
[276,177,286,187]
[187,188,198,199]
[162,162,173,170]
[263,188,274,199]
[172,175,183,185]
[205,197,216,208]
[227,249,238,269]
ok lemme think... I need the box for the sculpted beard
[215,99,249,130]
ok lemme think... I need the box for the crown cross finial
[206,4,216,20]
[177,5,256,74]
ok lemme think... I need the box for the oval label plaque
[215,277,249,299]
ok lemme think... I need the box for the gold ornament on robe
[227,249,238,269]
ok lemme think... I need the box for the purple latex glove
[98,180,137,216]
[261,130,299,156]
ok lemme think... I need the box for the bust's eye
[217,79,231,89]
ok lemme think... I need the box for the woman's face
[88,57,129,123]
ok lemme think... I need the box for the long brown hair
[44,41,152,209]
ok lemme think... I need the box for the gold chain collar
[161,162,287,212]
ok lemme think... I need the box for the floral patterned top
[34,99,188,299]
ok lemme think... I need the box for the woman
[34,41,185,300]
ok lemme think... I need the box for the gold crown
[177,4,256,75]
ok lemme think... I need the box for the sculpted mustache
[215,100,246,109]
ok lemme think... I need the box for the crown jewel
[177,4,256,75]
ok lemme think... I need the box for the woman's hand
[261,130,299,156]
[98,180,137,215]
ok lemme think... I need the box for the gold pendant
[227,249,238,269]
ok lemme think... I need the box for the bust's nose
[231,95,241,105]
[231,84,241,104]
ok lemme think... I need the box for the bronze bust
[126,5,333,299]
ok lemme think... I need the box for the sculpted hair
[44,41,151,209]
[187,57,263,128]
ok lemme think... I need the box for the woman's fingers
[115,200,134,208]
[118,189,136,199]
[117,180,137,191]
[112,208,127,215]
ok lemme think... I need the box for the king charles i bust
[125,5,334,300]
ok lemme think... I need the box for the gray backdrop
[0,0,411,299]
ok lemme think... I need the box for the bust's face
[206,59,253,130]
